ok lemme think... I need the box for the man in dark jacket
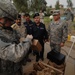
[24,13,34,35]
[32,13,48,62]
[23,13,34,62]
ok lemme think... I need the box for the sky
[46,0,75,8]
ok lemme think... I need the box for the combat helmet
[0,1,18,20]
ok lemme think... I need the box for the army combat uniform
[11,23,27,42]
[0,26,32,75]
[48,20,68,52]
[65,9,73,34]
[0,3,32,75]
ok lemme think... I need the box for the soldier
[48,12,68,52]
[11,14,30,65]
[0,15,33,75]
[11,14,27,42]
[65,8,73,34]
[65,8,72,21]
[32,13,48,62]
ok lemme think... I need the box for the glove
[26,35,33,40]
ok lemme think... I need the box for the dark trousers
[35,41,44,61]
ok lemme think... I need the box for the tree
[13,0,28,12]
[13,0,47,13]
[28,0,47,12]
[67,0,73,8]
[46,6,51,16]
[55,0,60,10]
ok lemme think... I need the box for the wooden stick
[39,61,63,74]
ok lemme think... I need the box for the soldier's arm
[62,21,68,43]
[0,37,32,63]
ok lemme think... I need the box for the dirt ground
[23,21,75,75]
[23,41,75,75]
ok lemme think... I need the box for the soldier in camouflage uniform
[65,8,73,22]
[65,8,73,34]
[11,14,27,42]
[0,15,33,75]
[48,12,68,52]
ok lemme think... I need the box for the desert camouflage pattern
[48,20,68,44]
[0,26,31,75]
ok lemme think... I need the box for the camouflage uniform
[65,9,73,34]
[11,23,27,38]
[48,20,68,52]
[11,23,29,64]
[0,3,31,75]
[65,10,72,21]
[0,26,31,75]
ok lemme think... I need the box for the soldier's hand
[26,35,33,40]
[20,37,25,42]
[60,43,64,47]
